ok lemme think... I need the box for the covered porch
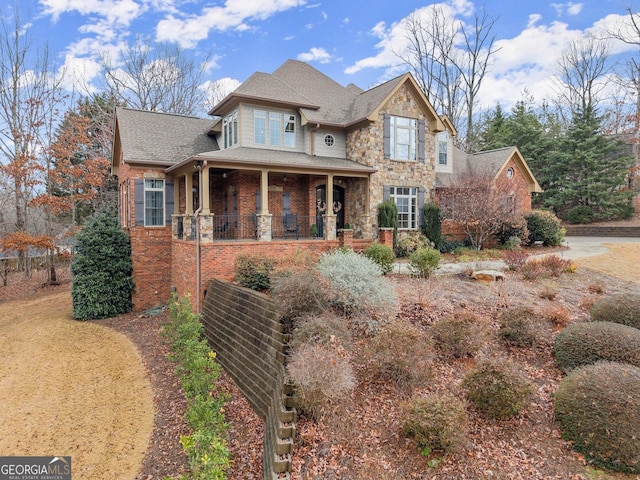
[166,148,376,243]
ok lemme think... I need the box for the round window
[324,134,335,147]
[507,167,514,179]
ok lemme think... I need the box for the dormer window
[254,109,296,148]
[223,111,238,148]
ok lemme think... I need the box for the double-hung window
[390,116,417,161]
[437,132,448,165]
[254,110,266,144]
[269,112,282,146]
[223,111,238,148]
[284,115,296,147]
[144,179,164,226]
[389,186,418,229]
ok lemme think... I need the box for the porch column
[260,169,269,214]
[201,166,211,214]
[185,173,194,215]
[323,174,337,240]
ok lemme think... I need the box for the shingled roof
[113,107,218,166]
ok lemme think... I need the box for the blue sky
[7,0,640,113]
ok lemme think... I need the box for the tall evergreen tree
[543,106,634,220]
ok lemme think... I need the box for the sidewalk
[392,236,640,276]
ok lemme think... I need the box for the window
[324,134,335,147]
[390,116,417,160]
[284,115,296,147]
[144,179,164,226]
[254,110,266,144]
[506,167,514,179]
[269,112,281,146]
[389,186,418,229]
[254,109,296,148]
[223,111,238,148]
[437,132,448,165]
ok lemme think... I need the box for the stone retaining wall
[564,225,640,237]
[201,279,295,480]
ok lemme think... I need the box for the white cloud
[551,2,583,17]
[39,0,144,26]
[297,47,332,64]
[155,0,307,48]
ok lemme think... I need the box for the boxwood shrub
[554,361,640,473]
[553,321,640,372]
[590,293,640,330]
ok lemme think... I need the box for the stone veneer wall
[346,83,437,234]
[201,279,296,480]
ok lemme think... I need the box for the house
[111,59,541,311]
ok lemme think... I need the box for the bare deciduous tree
[439,170,521,250]
[102,39,213,116]
[398,6,500,151]
[0,12,66,272]
[555,33,611,116]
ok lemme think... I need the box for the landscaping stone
[471,270,506,282]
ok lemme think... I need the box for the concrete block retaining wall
[202,279,295,480]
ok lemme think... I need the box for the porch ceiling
[165,146,376,177]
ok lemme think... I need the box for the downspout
[194,160,207,313]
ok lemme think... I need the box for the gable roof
[436,145,542,193]
[210,59,445,131]
[112,107,218,171]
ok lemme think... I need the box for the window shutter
[417,187,426,228]
[134,179,144,226]
[418,119,425,163]
[383,114,391,159]
[165,180,174,225]
[383,185,391,201]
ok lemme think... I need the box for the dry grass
[577,244,640,283]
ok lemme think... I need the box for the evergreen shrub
[71,211,133,320]
[316,249,397,320]
[408,246,441,277]
[553,321,640,372]
[498,307,539,347]
[431,312,487,359]
[524,210,565,246]
[395,232,433,258]
[568,205,594,224]
[401,392,468,454]
[234,253,274,291]
[421,202,442,249]
[363,242,396,274]
[462,357,533,420]
[554,361,640,473]
[590,293,640,330]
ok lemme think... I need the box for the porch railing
[173,213,365,241]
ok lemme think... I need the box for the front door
[315,185,345,237]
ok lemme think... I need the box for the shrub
[502,236,522,251]
[553,321,640,372]
[503,250,528,271]
[431,312,487,359]
[401,392,468,454]
[590,293,640,330]
[234,253,274,291]
[524,210,565,246]
[270,270,328,322]
[462,357,533,420]
[408,246,441,277]
[395,231,433,258]
[364,320,432,390]
[543,305,571,328]
[287,340,356,419]
[554,361,640,473]
[289,312,352,352]
[497,216,529,246]
[363,242,396,274]
[568,205,594,224]
[421,202,442,249]
[520,255,573,279]
[378,199,398,228]
[539,285,557,300]
[498,307,539,347]
[71,211,133,320]
[588,281,605,294]
[165,295,229,479]
[316,249,397,319]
